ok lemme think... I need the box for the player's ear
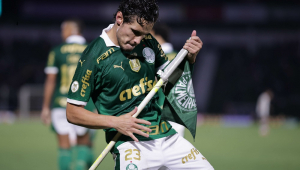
[116,11,123,26]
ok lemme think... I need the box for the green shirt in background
[45,40,95,111]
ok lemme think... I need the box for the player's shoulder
[143,33,158,44]
[82,37,118,65]
[84,37,105,53]
[140,33,160,50]
[49,43,65,54]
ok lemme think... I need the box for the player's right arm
[66,41,151,142]
[67,103,151,142]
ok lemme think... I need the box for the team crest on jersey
[129,59,141,72]
[71,81,79,93]
[170,71,197,112]
[126,162,138,170]
[142,47,155,63]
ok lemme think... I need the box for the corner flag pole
[89,48,189,170]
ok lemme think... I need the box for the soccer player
[256,89,274,136]
[66,0,214,169]
[41,19,94,170]
[151,23,186,137]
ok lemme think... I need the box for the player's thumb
[191,30,197,37]
[129,107,138,116]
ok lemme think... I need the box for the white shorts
[114,133,214,170]
[168,121,185,137]
[51,108,88,136]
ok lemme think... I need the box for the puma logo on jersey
[79,59,85,66]
[113,62,124,71]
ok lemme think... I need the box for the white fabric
[51,108,88,136]
[67,98,87,106]
[44,67,59,74]
[100,24,120,47]
[256,92,271,118]
[168,121,185,137]
[156,60,170,72]
[65,35,86,44]
[115,133,214,170]
[161,43,174,54]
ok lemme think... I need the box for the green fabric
[161,60,198,139]
[115,151,120,170]
[71,145,93,170]
[58,148,71,170]
[45,42,96,111]
[46,43,87,109]
[67,34,176,146]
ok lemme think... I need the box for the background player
[151,23,186,137]
[41,19,94,170]
[66,0,212,169]
[256,89,274,136]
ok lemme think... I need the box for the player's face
[116,19,154,52]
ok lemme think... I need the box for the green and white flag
[161,59,198,139]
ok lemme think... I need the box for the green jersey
[45,35,94,111]
[67,24,176,144]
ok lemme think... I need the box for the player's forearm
[66,102,116,129]
[42,75,56,108]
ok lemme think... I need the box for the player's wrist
[105,115,118,129]
[187,54,197,64]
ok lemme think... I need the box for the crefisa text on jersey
[119,77,157,101]
[80,69,92,97]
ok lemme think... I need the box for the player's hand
[113,107,152,142]
[41,108,51,125]
[183,30,203,64]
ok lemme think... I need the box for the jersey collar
[100,24,120,48]
[65,35,86,44]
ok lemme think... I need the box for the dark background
[1,0,300,119]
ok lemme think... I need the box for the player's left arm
[183,30,203,64]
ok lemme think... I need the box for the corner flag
[161,59,198,139]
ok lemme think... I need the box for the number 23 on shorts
[125,149,141,161]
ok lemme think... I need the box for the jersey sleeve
[44,50,59,74]
[151,35,170,71]
[67,49,97,106]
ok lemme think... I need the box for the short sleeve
[44,50,58,74]
[67,52,97,106]
[153,38,169,71]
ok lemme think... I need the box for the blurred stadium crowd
[0,0,300,120]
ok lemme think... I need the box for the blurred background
[1,0,300,170]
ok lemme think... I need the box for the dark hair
[153,23,170,42]
[114,0,159,26]
[64,18,84,33]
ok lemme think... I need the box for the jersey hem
[67,98,87,106]
[44,67,58,74]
